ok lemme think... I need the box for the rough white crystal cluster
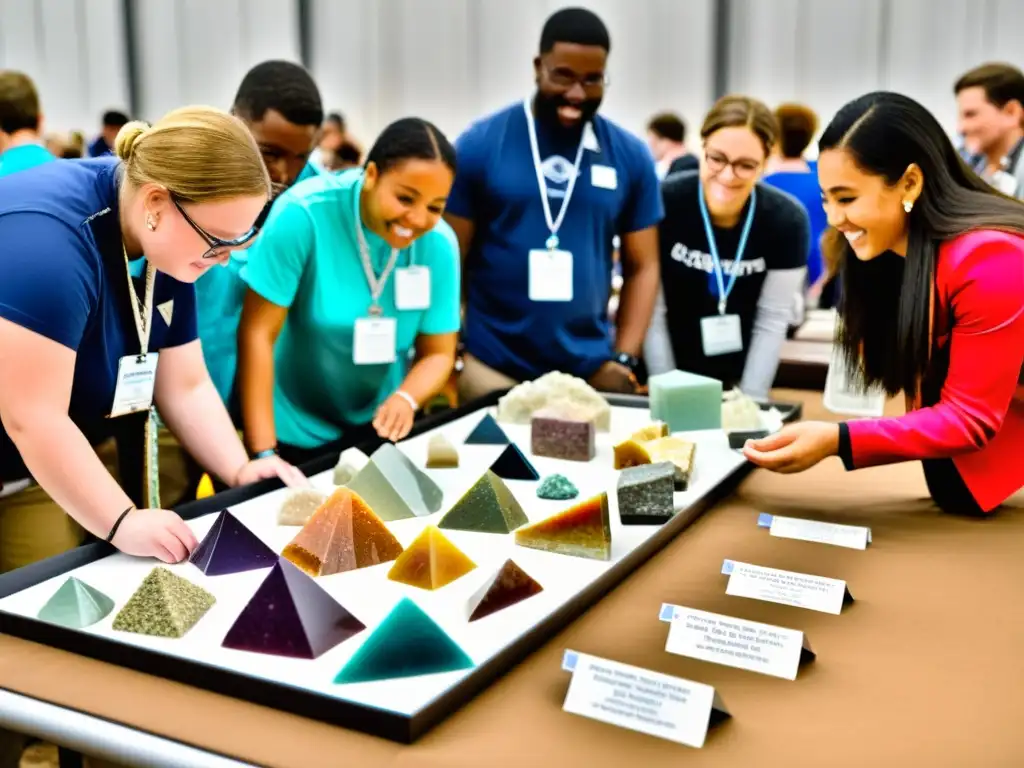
[496,371,611,431]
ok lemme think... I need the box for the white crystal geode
[495,371,611,432]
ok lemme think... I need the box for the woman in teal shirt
[238,117,461,463]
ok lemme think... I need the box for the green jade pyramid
[37,577,115,629]
[334,597,473,684]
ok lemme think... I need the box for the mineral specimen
[616,462,676,525]
[514,492,612,561]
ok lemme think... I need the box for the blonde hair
[115,105,270,203]
[701,94,779,158]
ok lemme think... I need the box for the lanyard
[121,245,156,356]
[353,180,400,315]
[523,97,588,250]
[697,180,756,315]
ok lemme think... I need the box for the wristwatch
[613,351,640,372]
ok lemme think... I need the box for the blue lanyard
[697,180,756,315]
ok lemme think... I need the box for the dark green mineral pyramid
[37,577,115,629]
[112,567,215,639]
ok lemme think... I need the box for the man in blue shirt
[87,110,129,158]
[0,71,54,177]
[444,7,663,399]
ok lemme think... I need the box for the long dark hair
[820,91,1024,399]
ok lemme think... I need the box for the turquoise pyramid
[334,597,473,684]
[38,577,115,629]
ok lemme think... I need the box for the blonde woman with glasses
[643,94,811,400]
[0,106,305,575]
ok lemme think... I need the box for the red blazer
[844,229,1024,513]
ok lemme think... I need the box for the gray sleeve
[739,267,807,398]
[642,283,676,375]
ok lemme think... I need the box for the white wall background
[1,0,1022,147]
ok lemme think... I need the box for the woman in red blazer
[744,91,1024,515]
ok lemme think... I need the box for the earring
[903,200,913,213]
[146,215,156,231]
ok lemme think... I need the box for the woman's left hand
[234,455,309,488]
[373,393,416,442]
[742,421,841,473]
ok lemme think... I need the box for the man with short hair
[955,62,1024,198]
[445,7,663,401]
[87,109,130,157]
[647,111,697,179]
[0,70,54,177]
[161,60,324,504]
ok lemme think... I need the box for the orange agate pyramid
[514,492,612,560]
[282,487,404,577]
[387,526,477,590]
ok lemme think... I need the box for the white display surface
[0,404,748,722]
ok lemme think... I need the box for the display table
[777,310,835,389]
[1,390,1022,767]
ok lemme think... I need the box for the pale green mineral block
[648,369,723,432]
[38,577,115,629]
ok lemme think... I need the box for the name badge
[823,345,886,417]
[700,314,742,357]
[109,353,159,418]
[394,266,431,311]
[721,559,854,615]
[561,649,730,748]
[528,249,573,302]
[659,603,815,681]
[591,165,618,190]
[352,317,397,365]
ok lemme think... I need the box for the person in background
[160,60,324,505]
[445,7,663,401]
[762,102,830,304]
[745,91,1024,516]
[955,62,1024,198]
[311,111,359,172]
[88,109,130,157]
[322,139,363,172]
[0,71,54,177]
[647,111,697,179]
[643,95,809,399]
[238,118,461,465]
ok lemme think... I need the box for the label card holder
[757,512,872,549]
[353,317,397,365]
[561,649,730,749]
[394,266,431,311]
[658,604,815,681]
[109,353,159,419]
[721,559,854,615]
[591,165,618,190]
[700,314,743,357]
[529,249,573,302]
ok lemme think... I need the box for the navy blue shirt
[0,158,198,481]
[447,102,664,381]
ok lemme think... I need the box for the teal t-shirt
[0,144,54,177]
[241,168,461,449]
[195,163,320,404]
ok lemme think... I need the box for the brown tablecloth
[1,390,1021,768]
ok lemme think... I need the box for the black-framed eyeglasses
[543,64,610,91]
[704,149,761,180]
[172,195,270,259]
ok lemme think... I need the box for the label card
[700,314,743,357]
[561,650,729,749]
[591,165,618,190]
[528,248,573,302]
[352,317,397,365]
[721,560,853,615]
[658,604,814,681]
[109,353,159,418]
[394,266,431,310]
[757,512,871,550]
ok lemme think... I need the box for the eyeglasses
[172,195,269,259]
[704,149,761,180]
[543,65,610,91]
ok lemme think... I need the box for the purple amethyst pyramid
[189,509,277,576]
[222,558,366,659]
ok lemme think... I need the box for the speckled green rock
[536,474,579,501]
[112,567,215,639]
